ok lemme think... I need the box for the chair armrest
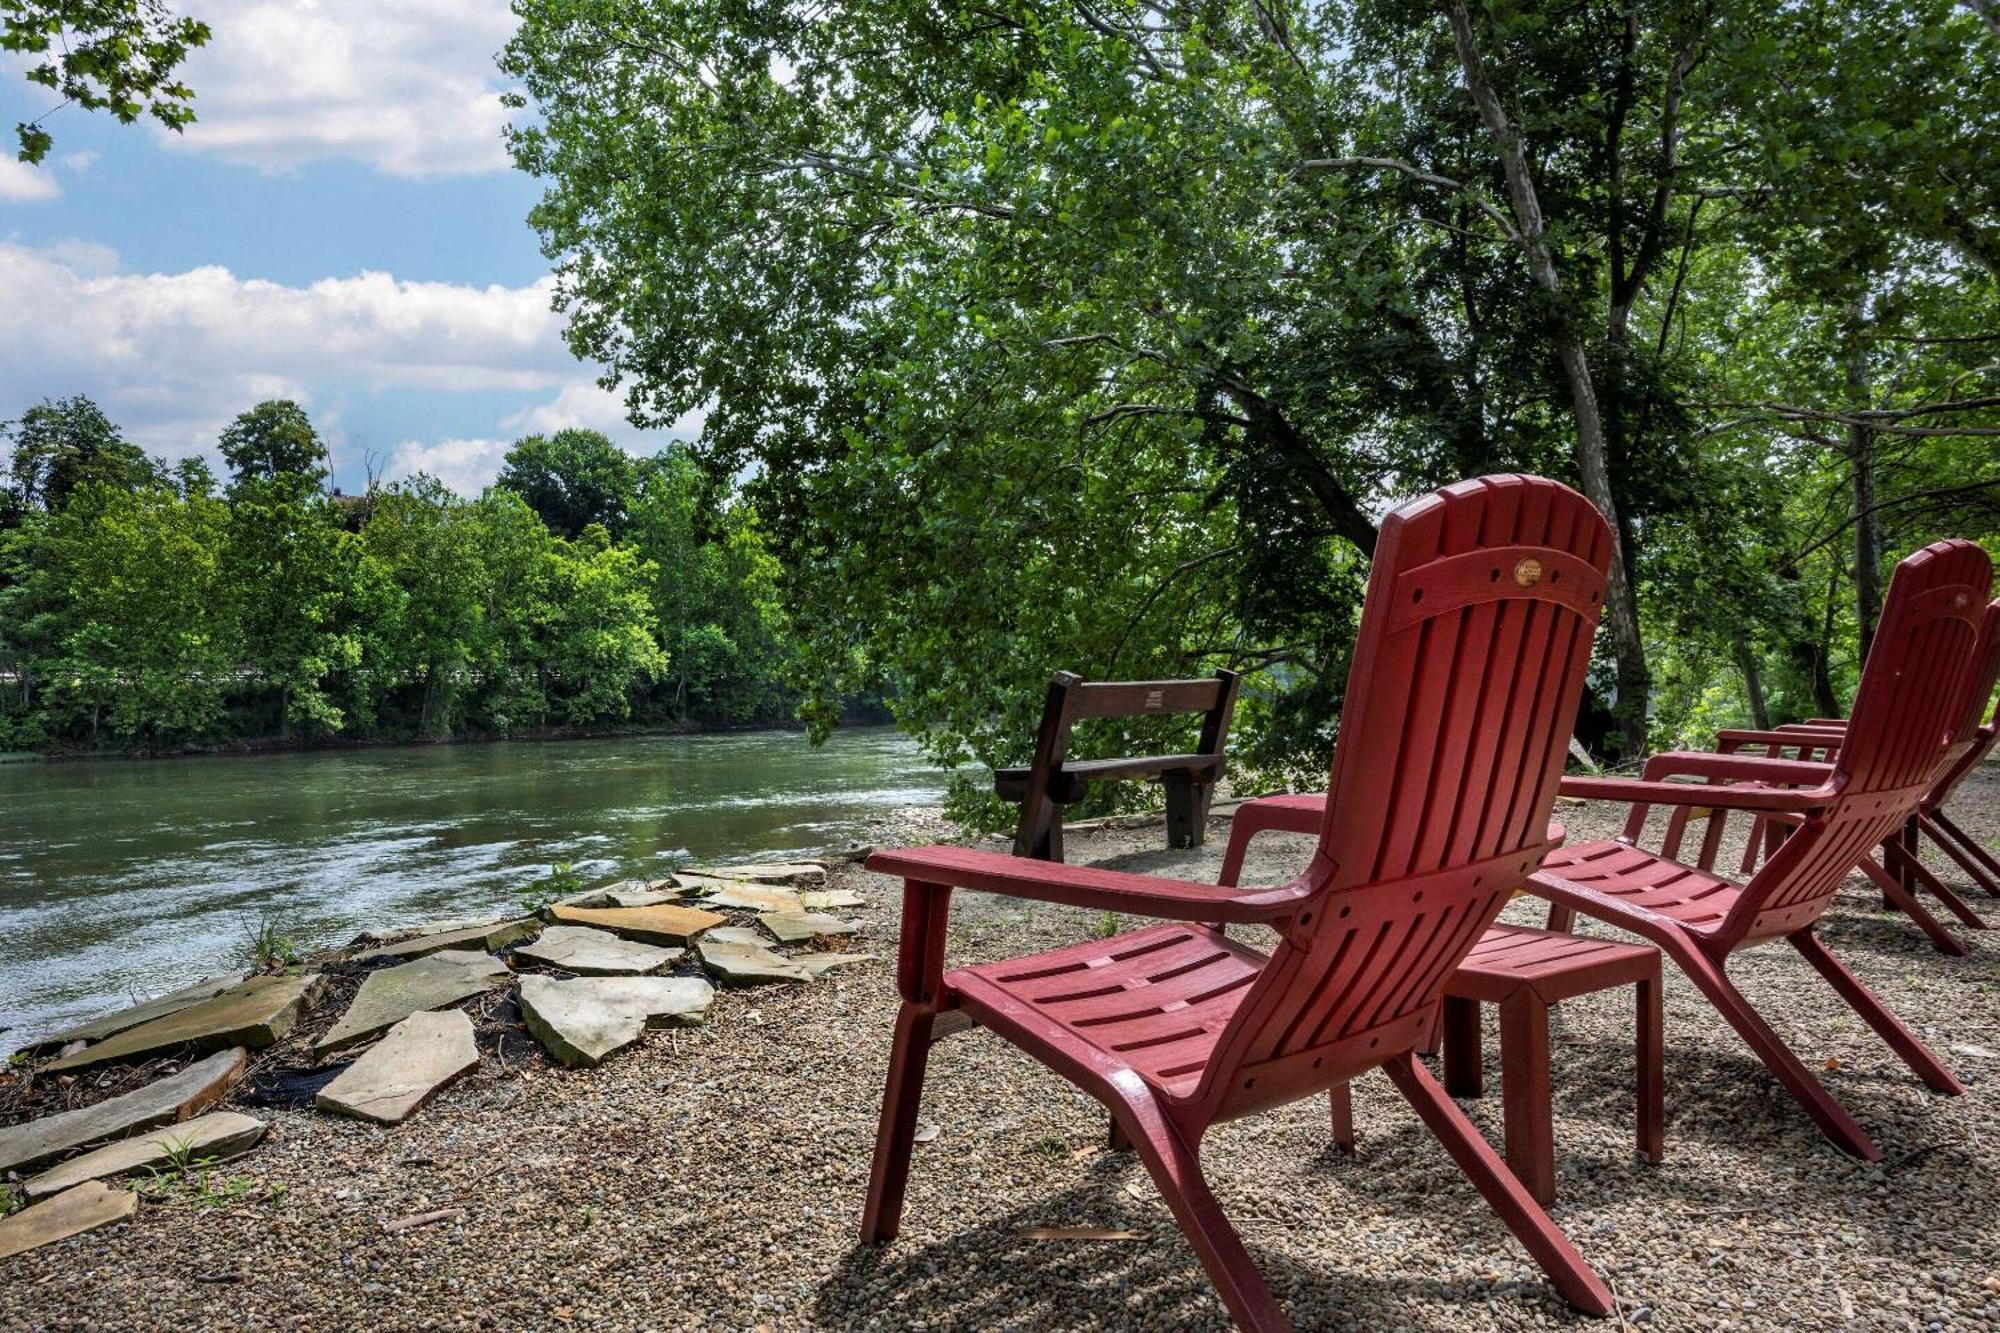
[1557,773,1831,814]
[1639,751,1834,786]
[1714,728,1844,753]
[866,844,1309,924]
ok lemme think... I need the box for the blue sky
[0,0,693,494]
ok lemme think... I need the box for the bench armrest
[867,844,1309,924]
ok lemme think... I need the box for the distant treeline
[0,396,813,752]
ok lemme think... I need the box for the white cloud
[166,0,521,177]
[0,158,60,203]
[58,150,100,175]
[385,436,512,494]
[499,382,707,446]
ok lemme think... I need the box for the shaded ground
[5,778,2000,1332]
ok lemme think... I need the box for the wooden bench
[995,669,1242,862]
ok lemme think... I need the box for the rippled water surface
[0,727,940,1049]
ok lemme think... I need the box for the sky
[0,0,697,495]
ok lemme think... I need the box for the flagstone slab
[694,881,805,914]
[21,975,247,1057]
[696,928,810,985]
[0,1181,137,1260]
[512,926,681,976]
[800,889,867,912]
[22,1112,267,1200]
[693,862,827,886]
[45,976,323,1072]
[0,1048,246,1176]
[793,952,875,980]
[316,1010,479,1125]
[556,880,678,910]
[350,918,539,963]
[757,911,862,945]
[516,975,716,1067]
[547,902,724,946]
[315,951,510,1054]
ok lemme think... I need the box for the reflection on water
[0,727,939,1049]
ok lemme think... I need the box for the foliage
[3,0,210,162]
[241,913,301,970]
[2,397,159,522]
[218,400,328,487]
[520,860,583,915]
[495,428,638,539]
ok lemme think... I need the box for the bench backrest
[1724,540,1993,944]
[1191,474,1612,1124]
[1021,669,1243,780]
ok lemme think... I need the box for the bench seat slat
[996,753,1225,803]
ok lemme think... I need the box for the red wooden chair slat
[858,475,1619,1330]
[1536,540,1993,1161]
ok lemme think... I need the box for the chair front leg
[862,880,954,1243]
[1788,929,1963,1095]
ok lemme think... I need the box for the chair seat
[1448,923,1660,1005]
[948,922,1267,1098]
[1541,839,1743,934]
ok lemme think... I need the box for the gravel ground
[4,779,2000,1332]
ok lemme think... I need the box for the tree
[494,429,637,538]
[217,400,329,487]
[2,396,158,521]
[361,475,488,738]
[4,0,211,163]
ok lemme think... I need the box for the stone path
[516,975,717,1067]
[350,917,540,962]
[512,925,681,976]
[697,928,812,984]
[18,975,246,1058]
[0,1181,136,1260]
[758,910,861,945]
[548,901,726,945]
[0,1047,246,1175]
[21,1112,267,1199]
[315,950,510,1053]
[316,1010,480,1124]
[44,976,321,1072]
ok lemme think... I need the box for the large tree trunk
[1443,0,1651,758]
[1843,300,1883,662]
[1732,631,1770,729]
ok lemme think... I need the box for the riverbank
[4,773,1998,1329]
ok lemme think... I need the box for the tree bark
[1843,299,1883,662]
[1443,0,1650,757]
[1732,631,1769,730]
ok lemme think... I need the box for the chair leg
[1886,840,1988,930]
[1329,1083,1356,1154]
[1108,1116,1133,1152]
[1659,934,1883,1161]
[1788,930,1963,1095]
[1121,1109,1293,1333]
[1496,991,1557,1206]
[1381,1053,1614,1316]
[1441,995,1484,1098]
[1217,812,1264,888]
[1931,810,2000,887]
[861,1002,938,1243]
[1544,902,1575,933]
[1859,856,1968,956]
[1922,813,2000,898]
[1636,972,1664,1165]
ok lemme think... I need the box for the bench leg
[1441,996,1483,1098]
[1163,773,1212,849]
[1329,1082,1355,1153]
[1498,990,1557,1206]
[1637,972,1663,1164]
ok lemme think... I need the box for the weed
[1094,910,1121,939]
[0,1185,20,1217]
[240,913,301,970]
[1030,1133,1071,1162]
[519,861,583,916]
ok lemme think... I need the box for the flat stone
[316,1010,479,1124]
[45,976,323,1072]
[555,880,678,910]
[20,974,247,1056]
[350,916,502,948]
[758,910,862,945]
[350,918,539,962]
[794,952,875,980]
[516,975,715,1068]
[315,951,510,1054]
[696,928,810,985]
[800,889,867,912]
[693,881,805,914]
[0,1047,246,1175]
[692,861,827,886]
[0,1181,137,1259]
[547,902,724,946]
[22,1112,267,1199]
[512,926,681,976]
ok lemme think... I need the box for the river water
[0,726,941,1051]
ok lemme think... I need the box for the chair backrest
[1723,541,1993,944]
[1927,598,2000,808]
[1191,475,1612,1124]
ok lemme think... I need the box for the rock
[688,880,805,914]
[793,952,874,980]
[349,917,504,949]
[696,928,810,985]
[757,911,861,945]
[19,974,247,1056]
[547,902,724,946]
[21,1112,267,1199]
[44,976,322,1072]
[0,1048,246,1175]
[511,925,681,976]
[555,880,678,910]
[800,889,867,912]
[0,1181,137,1259]
[349,918,539,963]
[516,975,715,1067]
[315,951,510,1054]
[691,861,827,886]
[316,1010,480,1124]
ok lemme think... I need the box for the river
[0,726,942,1052]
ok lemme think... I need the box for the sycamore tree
[4,0,210,162]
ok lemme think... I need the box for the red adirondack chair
[1530,539,1992,1162]
[861,475,1619,1328]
